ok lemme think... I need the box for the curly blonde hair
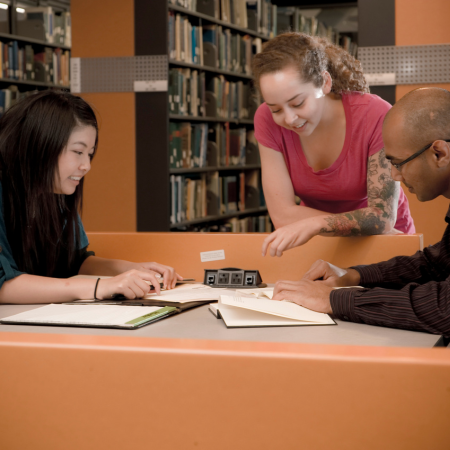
[252,32,369,95]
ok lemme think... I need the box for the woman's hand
[95,269,164,299]
[112,261,182,289]
[131,262,182,289]
[262,216,325,257]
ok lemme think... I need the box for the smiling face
[383,112,450,202]
[54,125,97,195]
[259,66,331,137]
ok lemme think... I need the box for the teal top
[0,182,91,289]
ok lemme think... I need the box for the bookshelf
[276,2,358,57]
[0,1,71,111]
[134,0,278,233]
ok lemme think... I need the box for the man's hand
[302,260,361,287]
[272,279,333,314]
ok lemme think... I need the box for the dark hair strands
[0,90,98,277]
[251,32,369,95]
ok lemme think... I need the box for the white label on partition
[134,80,168,92]
[70,57,81,93]
[365,73,396,86]
[200,250,225,262]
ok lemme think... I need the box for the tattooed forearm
[318,149,400,237]
[319,209,386,236]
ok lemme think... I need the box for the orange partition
[1,332,449,450]
[80,93,137,232]
[87,232,423,282]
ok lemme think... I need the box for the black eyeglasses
[390,140,450,171]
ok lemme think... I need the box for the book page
[236,288,274,299]
[217,304,319,328]
[219,295,334,324]
[148,286,233,303]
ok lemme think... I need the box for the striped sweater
[330,206,450,336]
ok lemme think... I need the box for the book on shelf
[276,7,358,58]
[169,10,262,75]
[169,11,204,65]
[169,68,259,121]
[18,7,71,47]
[0,86,40,117]
[170,168,265,225]
[170,121,256,169]
[0,39,70,86]
[169,0,277,38]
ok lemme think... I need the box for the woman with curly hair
[252,33,415,257]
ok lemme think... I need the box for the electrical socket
[207,275,216,285]
[218,273,230,284]
[231,272,243,285]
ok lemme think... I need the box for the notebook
[0,304,178,329]
[71,283,231,310]
[209,295,336,328]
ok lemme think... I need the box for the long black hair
[0,90,98,277]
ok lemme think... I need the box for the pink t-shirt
[254,92,415,234]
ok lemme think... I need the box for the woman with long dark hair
[0,90,180,304]
[252,33,415,257]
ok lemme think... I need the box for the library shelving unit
[71,0,276,233]
[134,1,277,232]
[0,2,71,108]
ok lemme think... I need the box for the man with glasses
[272,87,450,335]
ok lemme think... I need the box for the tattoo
[319,209,386,236]
[378,148,389,169]
[319,149,399,237]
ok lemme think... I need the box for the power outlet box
[203,268,264,288]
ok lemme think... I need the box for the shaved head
[384,87,450,149]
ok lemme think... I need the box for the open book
[210,295,335,328]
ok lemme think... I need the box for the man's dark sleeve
[329,214,450,335]
[330,280,450,335]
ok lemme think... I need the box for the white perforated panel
[359,44,450,85]
[78,55,168,92]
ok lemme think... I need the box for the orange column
[71,0,137,231]
[395,0,450,246]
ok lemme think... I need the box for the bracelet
[94,278,101,300]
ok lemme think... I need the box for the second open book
[210,287,336,328]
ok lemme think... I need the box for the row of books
[178,214,272,232]
[0,86,36,116]
[169,12,262,75]
[169,122,260,169]
[277,7,358,58]
[169,0,277,38]
[169,68,259,119]
[222,214,272,232]
[20,7,71,46]
[168,13,204,65]
[0,41,70,86]
[170,169,264,224]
